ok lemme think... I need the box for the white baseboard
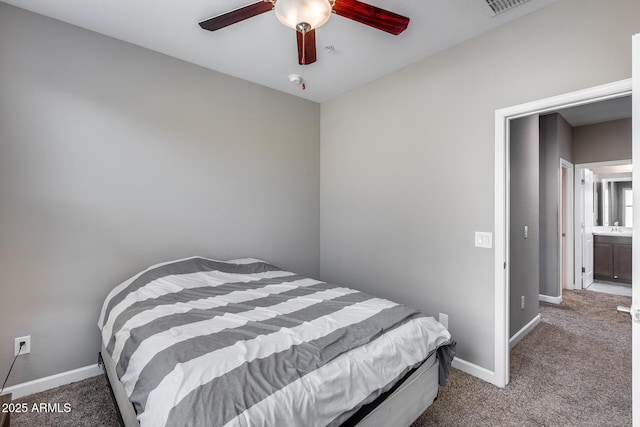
[2,364,102,399]
[509,313,541,349]
[7,358,502,400]
[539,294,562,304]
[451,357,495,384]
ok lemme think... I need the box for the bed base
[99,344,439,427]
[99,348,138,427]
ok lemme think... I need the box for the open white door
[631,33,640,427]
[582,169,595,288]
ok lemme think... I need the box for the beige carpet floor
[414,289,631,426]
[9,289,632,426]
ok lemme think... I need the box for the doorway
[493,79,632,388]
[574,160,633,294]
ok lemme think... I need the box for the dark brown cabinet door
[613,243,632,283]
[594,242,614,280]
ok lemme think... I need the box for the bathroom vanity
[594,233,632,284]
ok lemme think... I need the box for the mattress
[100,344,441,427]
[98,257,455,427]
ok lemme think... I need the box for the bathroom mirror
[594,175,632,227]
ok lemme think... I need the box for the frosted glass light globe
[275,0,332,30]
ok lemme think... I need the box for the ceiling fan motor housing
[274,0,333,30]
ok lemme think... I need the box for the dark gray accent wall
[573,119,632,163]
[558,115,573,162]
[539,114,573,298]
[509,116,540,338]
[0,3,320,386]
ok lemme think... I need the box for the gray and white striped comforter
[98,257,455,427]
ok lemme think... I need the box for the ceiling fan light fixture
[275,0,332,31]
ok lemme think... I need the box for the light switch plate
[475,232,492,249]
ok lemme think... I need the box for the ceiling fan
[199,0,410,66]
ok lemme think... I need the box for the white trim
[509,314,542,349]
[494,78,632,388]
[560,159,574,291]
[451,357,494,384]
[2,364,102,399]
[494,107,509,388]
[539,294,562,304]
[631,33,639,427]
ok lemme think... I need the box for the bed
[98,257,455,427]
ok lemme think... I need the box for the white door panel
[631,33,639,427]
[583,169,595,287]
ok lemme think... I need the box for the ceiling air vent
[485,0,531,15]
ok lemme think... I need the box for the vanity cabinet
[594,235,632,284]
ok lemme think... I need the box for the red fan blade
[296,29,317,65]
[333,0,409,35]
[199,1,274,31]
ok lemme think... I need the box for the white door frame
[560,158,574,293]
[574,159,632,290]
[494,78,632,388]
[631,33,639,427]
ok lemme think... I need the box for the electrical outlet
[520,296,525,310]
[439,313,449,329]
[15,335,30,356]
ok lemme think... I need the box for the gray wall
[0,3,320,386]
[539,113,573,298]
[509,116,540,337]
[558,115,573,162]
[573,119,632,164]
[320,0,640,371]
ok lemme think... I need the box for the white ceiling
[589,164,632,175]
[2,0,560,102]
